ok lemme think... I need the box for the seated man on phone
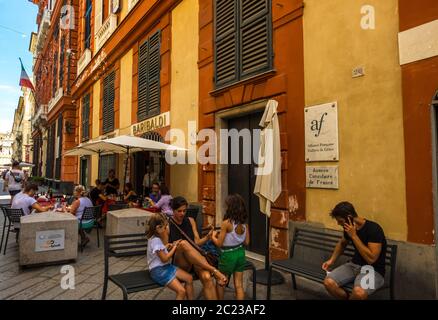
[322,201,387,300]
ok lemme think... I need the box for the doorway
[133,151,166,196]
[80,156,90,188]
[227,111,265,254]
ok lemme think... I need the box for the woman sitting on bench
[167,196,227,300]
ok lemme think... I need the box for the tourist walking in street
[3,161,26,201]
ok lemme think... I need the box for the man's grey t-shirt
[12,193,37,216]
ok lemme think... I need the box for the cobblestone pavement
[0,207,330,300]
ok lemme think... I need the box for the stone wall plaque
[305,102,339,162]
[306,166,339,189]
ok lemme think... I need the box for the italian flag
[19,58,35,91]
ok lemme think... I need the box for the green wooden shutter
[103,71,115,134]
[147,31,161,117]
[214,0,272,88]
[99,154,116,180]
[214,0,238,87]
[60,36,65,86]
[55,115,63,179]
[82,93,90,141]
[138,30,161,121]
[240,0,272,78]
[138,38,149,121]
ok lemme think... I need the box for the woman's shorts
[150,264,177,286]
[218,245,246,277]
[78,220,95,229]
[9,190,21,196]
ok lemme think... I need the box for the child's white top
[223,221,246,247]
[147,236,170,270]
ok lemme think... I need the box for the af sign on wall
[305,102,339,162]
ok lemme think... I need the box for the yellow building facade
[74,0,199,201]
[303,0,407,241]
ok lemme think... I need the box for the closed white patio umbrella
[253,99,284,285]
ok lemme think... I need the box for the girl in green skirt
[212,194,250,300]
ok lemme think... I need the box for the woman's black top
[103,178,119,195]
[89,187,102,205]
[126,192,138,202]
[169,216,195,243]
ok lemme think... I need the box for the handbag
[168,217,219,268]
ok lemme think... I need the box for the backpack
[9,171,23,184]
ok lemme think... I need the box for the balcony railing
[31,104,48,130]
[35,8,51,55]
[128,0,140,12]
[95,14,118,53]
[77,48,92,76]
[48,88,64,113]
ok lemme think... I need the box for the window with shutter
[85,0,92,49]
[214,0,272,88]
[46,123,56,179]
[53,52,58,97]
[55,115,63,179]
[103,71,115,134]
[138,30,161,121]
[99,154,116,180]
[59,36,65,86]
[82,93,90,141]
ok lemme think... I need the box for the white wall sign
[131,111,170,136]
[305,102,339,162]
[35,230,65,252]
[306,166,339,189]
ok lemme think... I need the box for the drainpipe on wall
[66,0,72,96]
[429,94,438,299]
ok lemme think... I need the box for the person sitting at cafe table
[147,184,173,216]
[123,182,138,205]
[103,169,120,196]
[65,185,94,248]
[11,183,53,228]
[90,179,107,206]
[148,182,161,204]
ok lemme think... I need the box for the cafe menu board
[35,230,65,252]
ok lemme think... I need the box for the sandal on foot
[212,269,228,287]
[81,238,90,248]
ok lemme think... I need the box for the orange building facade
[198,0,305,259]
[31,0,79,187]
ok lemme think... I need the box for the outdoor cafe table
[106,208,155,236]
[19,211,78,267]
